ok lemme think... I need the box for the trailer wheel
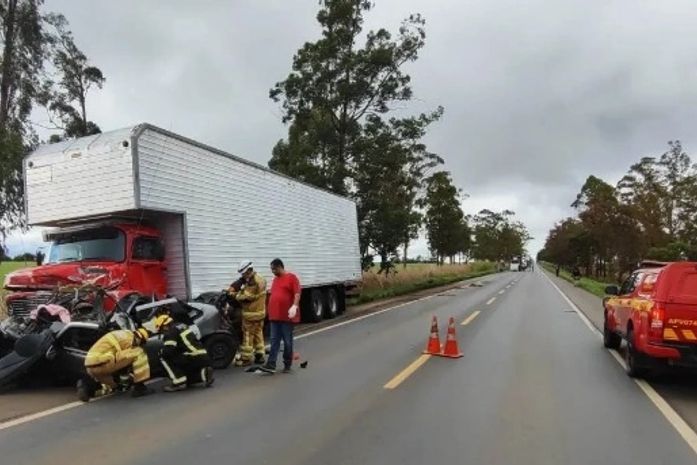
[204,334,238,370]
[303,289,325,323]
[324,287,340,319]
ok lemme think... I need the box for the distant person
[555,264,560,277]
[229,260,267,366]
[259,258,301,374]
[572,266,581,280]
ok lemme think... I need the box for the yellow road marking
[486,297,496,305]
[384,354,432,390]
[461,311,481,326]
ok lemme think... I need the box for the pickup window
[619,272,646,296]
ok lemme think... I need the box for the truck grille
[7,292,53,318]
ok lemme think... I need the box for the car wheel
[324,288,340,319]
[625,327,648,378]
[603,316,621,350]
[204,334,238,370]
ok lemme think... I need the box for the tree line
[268,0,530,272]
[0,0,105,251]
[539,140,697,280]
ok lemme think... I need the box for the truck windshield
[46,227,126,264]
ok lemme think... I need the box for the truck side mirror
[604,285,620,296]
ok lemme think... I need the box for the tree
[471,209,529,262]
[45,14,103,139]
[0,0,49,248]
[269,0,434,195]
[422,171,466,264]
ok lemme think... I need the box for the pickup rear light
[649,303,665,339]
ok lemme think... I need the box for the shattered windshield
[46,227,125,264]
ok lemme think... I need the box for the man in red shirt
[259,258,301,374]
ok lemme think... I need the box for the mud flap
[0,330,55,389]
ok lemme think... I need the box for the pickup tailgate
[659,263,697,342]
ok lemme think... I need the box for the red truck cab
[604,261,697,377]
[3,223,168,318]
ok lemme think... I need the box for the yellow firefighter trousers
[239,319,265,362]
[86,348,150,388]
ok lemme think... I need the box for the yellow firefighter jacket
[234,272,267,321]
[84,330,143,368]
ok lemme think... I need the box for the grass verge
[540,262,612,298]
[350,262,497,305]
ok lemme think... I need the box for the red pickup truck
[604,261,697,377]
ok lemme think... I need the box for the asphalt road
[1,271,697,464]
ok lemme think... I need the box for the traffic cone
[437,317,463,358]
[423,316,442,355]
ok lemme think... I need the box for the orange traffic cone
[437,317,463,358]
[423,316,442,355]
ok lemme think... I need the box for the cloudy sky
[6,0,697,258]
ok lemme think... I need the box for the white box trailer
[23,124,362,321]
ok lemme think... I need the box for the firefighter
[153,314,214,392]
[77,328,152,401]
[229,260,267,366]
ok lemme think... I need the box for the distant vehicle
[603,261,697,378]
[510,258,520,272]
[3,124,362,324]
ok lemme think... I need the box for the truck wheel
[625,328,648,378]
[324,287,340,319]
[303,289,325,323]
[204,334,238,370]
[603,316,621,350]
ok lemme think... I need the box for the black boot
[131,382,154,398]
[76,379,91,402]
[254,353,265,365]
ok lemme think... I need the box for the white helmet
[237,260,253,274]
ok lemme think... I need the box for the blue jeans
[267,321,294,369]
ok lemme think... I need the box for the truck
[509,257,520,272]
[603,261,697,378]
[3,123,362,324]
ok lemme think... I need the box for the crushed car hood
[3,263,127,291]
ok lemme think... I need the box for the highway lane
[1,271,696,464]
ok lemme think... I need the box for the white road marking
[542,272,599,336]
[486,297,496,305]
[498,290,505,295]
[461,311,481,326]
[0,402,83,431]
[0,274,509,431]
[544,271,697,457]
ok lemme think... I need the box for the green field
[354,261,497,305]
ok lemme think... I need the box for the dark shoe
[76,379,91,402]
[203,366,214,387]
[131,383,154,398]
[282,365,292,374]
[254,354,266,365]
[258,364,276,374]
[163,383,187,393]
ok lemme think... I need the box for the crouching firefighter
[153,315,214,392]
[77,328,152,401]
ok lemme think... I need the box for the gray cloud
[11,0,697,256]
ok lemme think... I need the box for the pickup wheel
[203,334,238,370]
[603,316,621,350]
[625,328,648,378]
